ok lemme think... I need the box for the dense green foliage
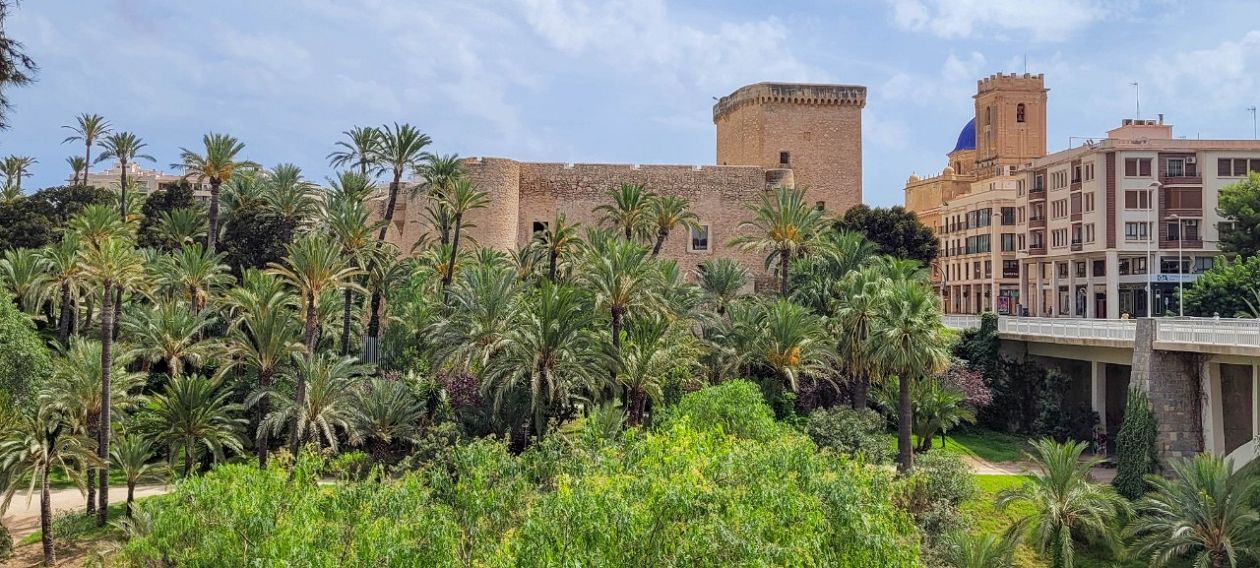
[833,204,940,265]
[805,406,892,463]
[0,184,113,251]
[1215,172,1260,258]
[120,383,921,567]
[0,294,51,410]
[1182,254,1260,317]
[1112,388,1158,500]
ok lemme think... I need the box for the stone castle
[380,82,867,283]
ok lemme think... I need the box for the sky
[3,0,1260,207]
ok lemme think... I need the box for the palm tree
[263,163,319,223]
[62,113,111,186]
[438,177,489,298]
[0,247,50,316]
[148,374,245,477]
[834,266,888,410]
[40,234,86,345]
[353,377,425,464]
[0,154,35,193]
[484,280,607,441]
[429,257,519,373]
[997,439,1129,568]
[0,407,99,566]
[695,258,747,316]
[582,238,659,356]
[375,123,432,241]
[1128,453,1260,568]
[255,353,368,453]
[42,337,144,516]
[415,153,464,244]
[162,243,233,313]
[218,269,303,467]
[267,234,362,455]
[938,530,1020,568]
[176,133,258,254]
[532,213,582,282]
[68,203,130,252]
[728,186,827,297]
[95,131,154,217]
[757,298,832,392]
[66,155,87,186]
[595,183,654,242]
[78,236,144,524]
[155,207,208,250]
[647,195,699,257]
[326,172,383,355]
[327,126,382,177]
[872,278,949,472]
[618,314,700,425]
[109,433,160,517]
[122,302,215,377]
[360,241,404,364]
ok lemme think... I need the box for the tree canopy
[1216,171,1260,258]
[833,204,939,265]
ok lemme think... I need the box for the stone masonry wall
[1131,318,1205,464]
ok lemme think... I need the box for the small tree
[1112,388,1158,500]
[833,204,939,265]
[1216,171,1260,258]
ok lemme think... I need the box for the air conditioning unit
[1187,156,1197,164]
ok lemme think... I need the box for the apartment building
[1015,118,1260,318]
[85,161,211,201]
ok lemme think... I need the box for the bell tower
[974,73,1047,174]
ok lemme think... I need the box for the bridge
[943,315,1260,470]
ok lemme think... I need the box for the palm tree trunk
[291,299,318,457]
[119,158,129,217]
[207,180,222,254]
[57,281,72,347]
[40,466,54,565]
[610,307,624,352]
[851,372,868,410]
[548,251,558,282]
[84,141,92,187]
[377,174,401,241]
[628,389,646,425]
[257,367,273,468]
[85,413,98,516]
[184,444,194,477]
[126,482,136,517]
[442,214,463,301]
[340,287,354,356]
[779,250,790,297]
[97,280,114,526]
[365,290,382,364]
[897,373,913,473]
[651,228,667,257]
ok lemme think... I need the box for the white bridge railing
[1156,317,1260,349]
[941,315,982,330]
[999,316,1137,342]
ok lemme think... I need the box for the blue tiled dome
[951,118,976,153]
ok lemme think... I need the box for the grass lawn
[888,429,1032,463]
[48,467,129,490]
[18,500,134,546]
[962,474,1145,568]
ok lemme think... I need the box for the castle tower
[973,73,1047,174]
[713,82,867,212]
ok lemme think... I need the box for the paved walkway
[963,455,1117,483]
[2,484,170,540]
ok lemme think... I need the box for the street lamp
[1170,213,1184,317]
[1148,181,1161,317]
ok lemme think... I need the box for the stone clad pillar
[1130,318,1205,466]
[1105,251,1120,319]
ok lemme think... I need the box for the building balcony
[1027,245,1047,256]
[1029,217,1046,228]
[1071,239,1083,252]
[1070,212,1082,222]
[1160,238,1204,250]
[1162,174,1203,186]
[1070,181,1081,191]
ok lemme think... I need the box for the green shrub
[1112,387,1158,500]
[806,406,892,463]
[0,522,11,562]
[0,294,52,412]
[1033,368,1098,443]
[895,452,977,538]
[659,379,784,441]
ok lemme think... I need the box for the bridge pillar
[1091,361,1107,431]
[1105,251,1120,319]
[1131,318,1205,465]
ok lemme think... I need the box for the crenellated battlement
[712,82,866,121]
[976,73,1045,94]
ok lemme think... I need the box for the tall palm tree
[218,269,303,467]
[0,154,35,193]
[872,278,949,472]
[161,243,233,313]
[42,337,144,516]
[255,353,367,453]
[429,257,519,373]
[326,172,383,355]
[360,241,404,364]
[0,247,50,316]
[439,177,489,298]
[68,203,130,252]
[77,236,144,524]
[695,258,747,316]
[618,314,700,425]
[647,195,699,257]
[148,374,245,477]
[122,302,215,377]
[375,123,432,241]
[61,113,111,186]
[95,131,154,217]
[155,208,208,250]
[176,133,258,254]
[108,433,160,517]
[533,212,581,282]
[415,153,464,244]
[0,407,99,566]
[581,238,659,355]
[40,234,86,345]
[834,266,888,410]
[267,234,362,455]
[484,280,606,441]
[728,186,827,297]
[1128,453,1260,568]
[327,126,382,177]
[595,183,654,242]
[997,439,1129,568]
[353,377,425,464]
[263,163,319,223]
[66,155,87,186]
[757,298,832,392]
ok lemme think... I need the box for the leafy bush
[806,406,892,463]
[894,451,977,538]
[659,379,784,441]
[1112,388,1158,500]
[0,295,52,411]
[1034,368,1098,443]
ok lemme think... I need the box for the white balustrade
[941,315,982,330]
[997,316,1136,342]
[1155,317,1260,349]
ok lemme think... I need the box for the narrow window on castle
[1016,103,1026,123]
[985,106,992,126]
[690,225,710,252]
[532,221,548,234]
[779,151,791,166]
[815,201,825,211]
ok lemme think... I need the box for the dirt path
[962,455,1117,483]
[1,484,170,540]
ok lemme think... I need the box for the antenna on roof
[1023,53,1028,74]
[1130,82,1141,119]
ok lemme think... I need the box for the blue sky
[3,0,1260,206]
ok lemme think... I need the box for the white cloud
[885,0,1107,41]
[882,52,986,110]
[1147,31,1260,109]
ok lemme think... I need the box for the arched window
[1016,103,1026,123]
